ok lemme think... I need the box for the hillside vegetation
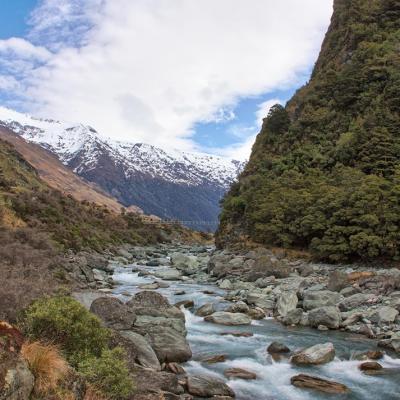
[218,0,400,262]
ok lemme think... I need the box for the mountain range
[0,107,244,231]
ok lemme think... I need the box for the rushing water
[112,264,400,400]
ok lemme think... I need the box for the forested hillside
[217,0,400,261]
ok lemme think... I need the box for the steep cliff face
[217,0,400,261]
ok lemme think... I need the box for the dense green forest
[218,0,400,261]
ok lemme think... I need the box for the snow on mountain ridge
[0,107,243,187]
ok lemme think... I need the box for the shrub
[22,296,110,365]
[21,341,70,397]
[78,348,134,400]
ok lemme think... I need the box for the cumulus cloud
[3,0,333,156]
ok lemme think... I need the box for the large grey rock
[308,306,341,329]
[247,292,275,310]
[303,290,343,311]
[144,326,192,363]
[327,270,348,292]
[90,297,136,330]
[187,375,235,398]
[195,303,215,317]
[276,292,298,317]
[370,306,399,325]
[291,343,335,365]
[154,269,182,280]
[291,374,349,394]
[339,293,377,311]
[134,315,186,335]
[204,311,251,325]
[171,253,199,274]
[282,308,303,325]
[119,331,161,371]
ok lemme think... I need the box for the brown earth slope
[0,127,142,214]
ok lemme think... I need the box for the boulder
[154,269,182,281]
[327,270,348,292]
[267,342,290,354]
[219,279,233,290]
[282,308,303,325]
[370,306,399,325]
[291,374,349,394]
[247,308,266,320]
[291,343,335,365]
[246,292,275,310]
[186,375,235,398]
[303,291,342,311]
[359,362,382,371]
[118,331,161,371]
[144,326,192,363]
[224,368,256,380]
[195,303,215,317]
[340,286,361,297]
[171,253,199,274]
[308,306,341,329]
[339,293,377,311]
[227,301,249,314]
[90,297,136,330]
[276,292,298,317]
[202,354,227,364]
[174,300,194,309]
[204,312,251,326]
[131,367,184,396]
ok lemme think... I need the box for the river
[112,261,400,400]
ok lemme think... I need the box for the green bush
[23,296,109,365]
[78,348,134,399]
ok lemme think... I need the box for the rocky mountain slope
[0,127,141,214]
[0,107,243,231]
[218,0,400,261]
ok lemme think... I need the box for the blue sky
[0,1,332,159]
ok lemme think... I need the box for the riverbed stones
[227,301,249,314]
[308,306,341,329]
[171,253,199,275]
[204,312,251,326]
[291,343,335,365]
[224,368,256,380]
[246,292,275,310]
[339,293,377,311]
[359,362,383,372]
[186,375,235,398]
[282,308,303,325]
[276,291,298,317]
[267,342,290,354]
[370,306,399,325]
[195,303,215,317]
[154,269,182,281]
[202,354,227,364]
[303,291,343,311]
[118,331,161,371]
[90,297,136,330]
[291,374,349,394]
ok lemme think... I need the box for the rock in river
[291,374,349,394]
[308,306,341,329]
[276,291,298,317]
[204,312,252,326]
[291,343,335,365]
[186,375,235,398]
[267,342,290,354]
[224,368,257,380]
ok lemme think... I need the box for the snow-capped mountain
[0,107,244,230]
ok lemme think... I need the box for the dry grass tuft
[21,341,70,396]
[84,386,109,400]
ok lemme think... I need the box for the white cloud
[4,0,333,155]
[0,38,51,61]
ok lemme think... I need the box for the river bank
[72,242,400,399]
